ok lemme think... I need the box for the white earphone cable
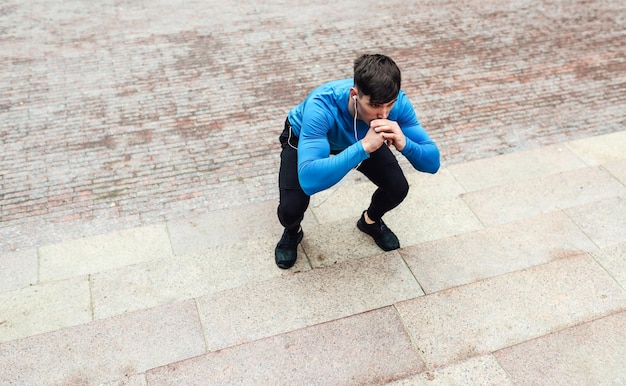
[287,123,297,150]
[354,96,363,169]
[353,97,358,142]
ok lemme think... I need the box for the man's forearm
[298,143,369,195]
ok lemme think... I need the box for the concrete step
[1,130,625,384]
[146,254,626,384]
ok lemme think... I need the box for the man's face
[355,94,397,125]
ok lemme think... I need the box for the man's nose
[378,107,389,119]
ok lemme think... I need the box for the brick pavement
[1,0,625,252]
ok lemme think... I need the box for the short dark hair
[353,54,401,104]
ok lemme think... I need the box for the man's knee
[391,176,409,203]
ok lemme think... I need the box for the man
[275,54,440,269]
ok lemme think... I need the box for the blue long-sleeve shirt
[288,78,440,196]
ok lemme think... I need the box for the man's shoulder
[304,78,351,113]
[290,78,351,133]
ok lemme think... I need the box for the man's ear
[350,87,358,99]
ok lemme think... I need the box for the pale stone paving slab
[0,277,91,343]
[310,168,465,224]
[383,196,485,250]
[461,166,626,226]
[400,211,598,293]
[195,252,423,351]
[305,197,484,268]
[495,311,626,385]
[309,173,377,225]
[447,144,586,192]
[90,236,310,320]
[302,220,382,267]
[591,242,626,290]
[147,307,425,385]
[603,159,626,185]
[167,200,318,255]
[0,301,205,385]
[38,224,173,282]
[103,374,147,386]
[565,130,626,166]
[386,355,513,386]
[394,254,626,369]
[403,167,467,200]
[565,196,626,248]
[0,248,38,292]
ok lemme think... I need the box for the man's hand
[361,124,388,154]
[370,119,406,151]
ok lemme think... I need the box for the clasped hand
[361,119,406,153]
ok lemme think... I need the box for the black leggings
[277,118,409,232]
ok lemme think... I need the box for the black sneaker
[274,228,304,269]
[357,212,400,251]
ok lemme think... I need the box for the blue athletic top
[288,78,440,195]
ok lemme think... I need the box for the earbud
[353,95,357,100]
